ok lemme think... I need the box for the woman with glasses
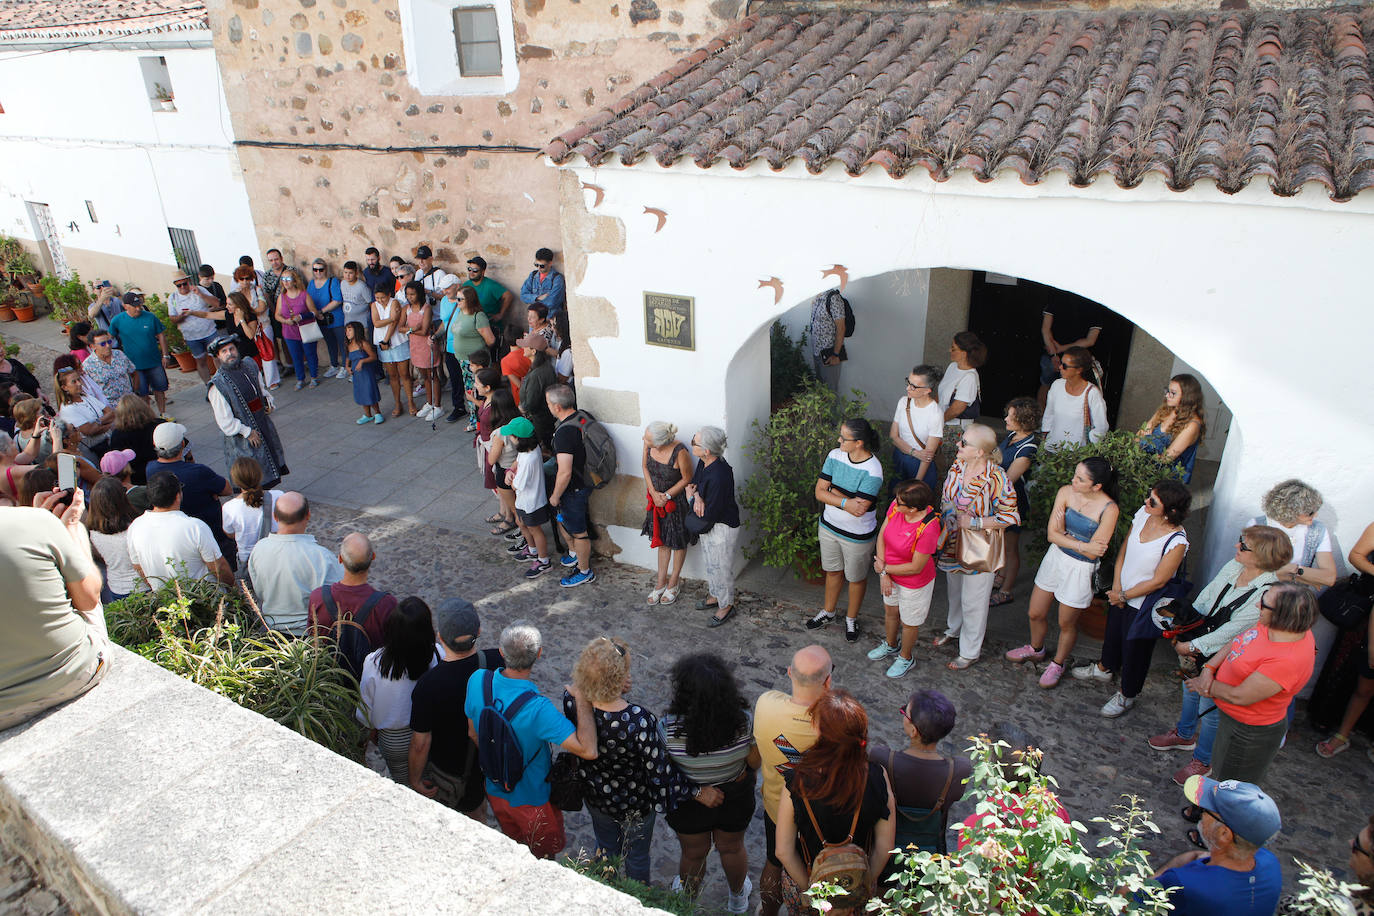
[805,419,884,642]
[1278,814,1374,914]
[306,259,346,379]
[933,424,1018,670]
[275,269,321,389]
[1148,526,1291,785]
[1183,584,1318,790]
[1137,374,1206,484]
[870,689,972,856]
[889,365,944,493]
[1041,345,1108,448]
[990,397,1041,607]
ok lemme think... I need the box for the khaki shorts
[882,579,935,627]
[818,524,876,583]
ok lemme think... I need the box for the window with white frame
[397,0,517,95]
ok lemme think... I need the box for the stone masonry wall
[204,0,736,287]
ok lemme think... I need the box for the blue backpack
[476,670,539,793]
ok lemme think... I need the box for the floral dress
[640,443,689,550]
[561,693,693,818]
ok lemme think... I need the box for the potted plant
[1023,431,1186,637]
[146,293,195,372]
[153,83,176,111]
[0,292,16,322]
[40,273,94,329]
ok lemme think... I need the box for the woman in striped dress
[356,598,438,784]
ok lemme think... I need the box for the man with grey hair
[308,532,395,650]
[409,597,503,818]
[464,620,598,859]
[546,384,594,588]
[249,493,342,635]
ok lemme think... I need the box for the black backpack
[475,670,540,793]
[320,586,386,681]
[839,293,856,338]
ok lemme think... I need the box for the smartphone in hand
[57,452,77,492]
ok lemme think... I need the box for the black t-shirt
[1043,299,1106,351]
[409,648,503,774]
[144,459,226,533]
[552,418,587,490]
[868,745,971,813]
[111,421,159,485]
[784,761,891,865]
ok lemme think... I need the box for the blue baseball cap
[1183,776,1281,846]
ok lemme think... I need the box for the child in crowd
[504,417,552,579]
[464,348,493,433]
[499,325,530,405]
[221,456,283,577]
[345,321,384,425]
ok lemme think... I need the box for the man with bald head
[753,644,833,916]
[248,492,342,635]
[309,532,396,651]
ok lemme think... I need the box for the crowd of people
[3,265,1374,915]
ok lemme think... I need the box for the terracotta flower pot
[0,305,15,322]
[1079,597,1109,641]
[12,304,36,322]
[174,350,198,373]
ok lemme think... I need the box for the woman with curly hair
[660,653,760,911]
[1137,373,1206,484]
[776,690,895,915]
[562,637,706,885]
[106,394,161,485]
[1249,479,1337,588]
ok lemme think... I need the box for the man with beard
[207,335,288,488]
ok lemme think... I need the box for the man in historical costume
[208,335,288,487]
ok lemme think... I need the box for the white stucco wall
[559,159,1374,580]
[0,37,258,285]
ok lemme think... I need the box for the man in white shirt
[127,472,233,589]
[167,270,222,382]
[248,492,343,635]
[414,245,454,306]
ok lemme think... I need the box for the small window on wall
[452,7,501,77]
[85,201,98,223]
[168,227,201,277]
[139,56,176,111]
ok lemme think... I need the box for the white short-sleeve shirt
[891,398,944,451]
[938,364,979,426]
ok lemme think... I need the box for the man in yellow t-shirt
[753,644,832,916]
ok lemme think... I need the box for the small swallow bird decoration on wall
[758,277,784,304]
[644,207,668,232]
[821,264,849,291]
[581,182,605,207]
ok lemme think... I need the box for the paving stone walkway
[4,317,1372,912]
[0,849,69,916]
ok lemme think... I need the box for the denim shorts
[557,486,591,536]
[185,334,216,358]
[134,365,169,394]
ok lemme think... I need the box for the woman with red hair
[776,691,896,915]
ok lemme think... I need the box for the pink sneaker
[1038,661,1064,688]
[1172,758,1211,786]
[1005,644,1046,663]
[1148,728,1197,752]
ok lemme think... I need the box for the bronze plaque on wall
[644,292,694,351]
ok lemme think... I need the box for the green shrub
[0,235,36,278]
[1282,860,1366,914]
[1024,431,1185,566]
[769,320,813,408]
[562,852,705,915]
[813,736,1172,915]
[144,292,187,352]
[740,382,875,579]
[40,272,92,325]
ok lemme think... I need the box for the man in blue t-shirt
[108,292,171,414]
[464,621,598,859]
[1152,776,1283,916]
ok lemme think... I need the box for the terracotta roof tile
[546,6,1374,201]
[0,0,207,41]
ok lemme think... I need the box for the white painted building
[546,8,1374,582]
[0,0,258,293]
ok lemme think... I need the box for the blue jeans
[321,323,346,368]
[587,805,656,884]
[283,337,318,381]
[134,364,169,394]
[1176,684,1219,766]
[891,448,939,493]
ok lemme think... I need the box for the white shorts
[882,579,935,627]
[1033,544,1097,609]
[818,524,876,583]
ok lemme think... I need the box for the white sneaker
[322,366,339,378]
[1071,661,1113,682]
[417,404,436,420]
[1101,692,1136,718]
[412,384,425,397]
[726,876,752,914]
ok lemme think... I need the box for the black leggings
[444,352,465,415]
[1101,605,1159,698]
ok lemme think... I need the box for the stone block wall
[204,0,737,287]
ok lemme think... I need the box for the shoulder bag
[1319,572,1374,630]
[798,792,870,911]
[298,316,324,344]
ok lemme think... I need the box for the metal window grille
[452,6,501,77]
[168,227,201,277]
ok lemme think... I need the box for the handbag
[546,751,586,812]
[298,319,323,344]
[1127,531,1192,641]
[255,330,276,362]
[685,509,713,538]
[1319,573,1374,630]
[955,525,1004,574]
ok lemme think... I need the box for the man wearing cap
[167,270,221,382]
[108,291,170,414]
[208,335,287,489]
[81,329,138,405]
[1152,776,1283,914]
[462,255,514,349]
[414,245,453,306]
[408,598,504,818]
[127,472,233,590]
[146,421,234,563]
[519,248,566,319]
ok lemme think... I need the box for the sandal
[1186,827,1206,850]
[647,588,665,606]
[993,572,1005,590]
[661,585,681,605]
[695,598,720,611]
[483,514,505,525]
[489,520,517,536]
[708,605,736,628]
[1181,804,1202,824]
[931,634,954,648]
[1316,734,1350,758]
[947,656,978,671]
[988,589,1015,607]
[391,407,404,418]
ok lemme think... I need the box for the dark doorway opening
[967,272,1134,425]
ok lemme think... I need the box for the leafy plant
[1282,859,1367,914]
[1023,431,1185,566]
[561,852,705,915]
[770,320,814,409]
[0,234,36,278]
[144,292,187,352]
[815,736,1172,915]
[739,382,874,579]
[153,82,174,101]
[40,272,92,325]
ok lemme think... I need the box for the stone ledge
[0,646,666,916]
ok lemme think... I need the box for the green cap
[499,416,535,438]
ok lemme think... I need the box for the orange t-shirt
[1214,624,1315,726]
[501,350,531,405]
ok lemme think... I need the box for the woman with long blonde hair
[1138,373,1206,484]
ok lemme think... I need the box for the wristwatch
[1294,566,1304,578]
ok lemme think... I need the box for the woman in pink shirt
[868,479,943,679]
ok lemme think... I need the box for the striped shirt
[659,712,754,786]
[818,448,884,541]
[937,461,1019,573]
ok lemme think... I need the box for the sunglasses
[312,267,326,272]
[56,366,77,374]
[898,704,911,721]
[1062,362,1083,370]
[1237,536,1251,552]
[599,636,626,657]
[1353,832,1371,858]
[958,438,971,447]
[1146,495,1159,508]
[94,340,112,347]
[467,267,481,273]
[535,262,549,269]
[1259,598,1276,612]
[175,280,190,287]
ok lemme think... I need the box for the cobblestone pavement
[5,320,1373,912]
[0,847,69,916]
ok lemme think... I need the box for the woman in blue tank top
[1006,457,1119,689]
[1137,374,1205,484]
